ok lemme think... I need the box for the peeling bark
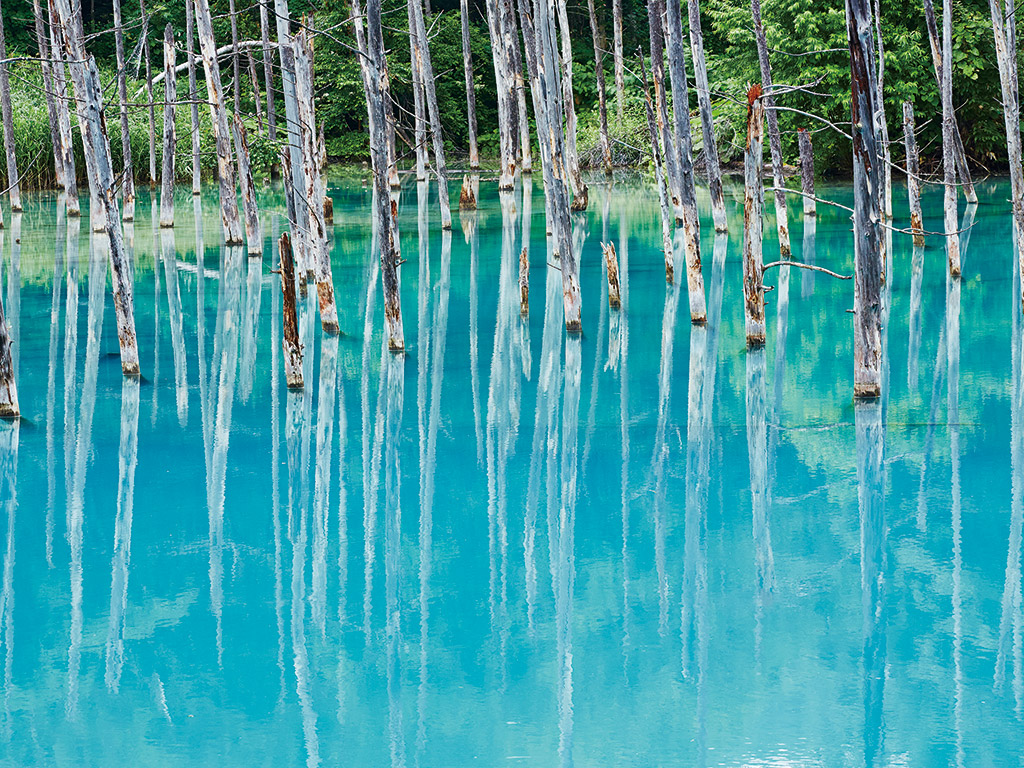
[460,0,480,169]
[743,87,765,348]
[519,247,529,315]
[612,0,624,122]
[233,115,263,255]
[279,232,304,388]
[688,0,727,232]
[602,241,621,308]
[159,25,176,229]
[902,102,925,245]
[641,57,675,284]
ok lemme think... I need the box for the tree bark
[602,242,621,308]
[0,286,17,418]
[508,3,532,174]
[647,0,681,221]
[247,50,265,132]
[229,0,241,115]
[0,4,21,211]
[484,0,517,188]
[847,0,884,398]
[460,0,480,169]
[750,0,791,257]
[111,0,136,219]
[409,0,429,181]
[743,87,765,347]
[48,0,79,217]
[140,0,157,185]
[160,25,176,228]
[278,232,303,388]
[664,0,706,323]
[258,0,276,142]
[34,0,65,191]
[612,0,624,122]
[519,246,529,315]
[186,0,202,193]
[195,0,244,244]
[233,115,263,255]
[641,57,675,283]
[555,0,587,208]
[585,0,612,174]
[872,0,892,224]
[902,102,925,245]
[688,0,727,232]
[798,128,815,216]
[940,0,960,277]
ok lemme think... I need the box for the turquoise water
[0,173,1021,766]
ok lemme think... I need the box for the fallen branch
[764,260,852,279]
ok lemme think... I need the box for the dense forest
[0,0,1016,186]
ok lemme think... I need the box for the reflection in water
[384,352,405,768]
[46,204,66,568]
[801,209,816,297]
[908,244,924,387]
[948,262,965,766]
[6,215,20,379]
[162,229,189,425]
[239,249,263,404]
[0,421,18,738]
[747,343,773,658]
[463,188,484,467]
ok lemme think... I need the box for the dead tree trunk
[923,0,977,204]
[798,128,815,216]
[366,0,405,349]
[460,0,480,169]
[750,0,791,257]
[111,0,136,220]
[555,0,587,209]
[641,57,674,283]
[0,6,21,211]
[847,0,883,398]
[873,0,892,223]
[988,0,1024,305]
[33,0,65,191]
[687,0,727,232]
[0,288,17,418]
[647,0,682,221]
[940,0,960,277]
[602,242,621,308]
[612,0,624,122]
[52,0,140,375]
[743,86,765,348]
[259,0,276,141]
[160,25,176,228]
[519,247,529,315]
[293,29,340,332]
[48,2,79,217]
[279,232,303,388]
[140,0,157,185]
[409,0,429,181]
[195,0,244,244]
[664,0,706,323]
[585,0,612,174]
[509,4,532,175]
[247,50,265,132]
[229,0,241,115]
[902,102,925,245]
[484,0,517,188]
[408,0,453,228]
[233,115,263,255]
[186,0,202,193]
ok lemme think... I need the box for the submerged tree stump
[0,289,17,419]
[742,86,766,348]
[602,242,622,309]
[279,233,303,389]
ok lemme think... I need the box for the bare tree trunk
[743,87,765,347]
[247,50,265,132]
[902,102,925,245]
[641,57,674,283]
[923,0,977,204]
[989,0,1024,306]
[664,0,706,323]
[111,0,136,219]
[408,0,453,229]
[186,0,202,193]
[647,0,681,221]
[366,0,404,349]
[509,4,532,174]
[293,29,340,331]
[0,5,21,211]
[460,0,480,169]
[278,232,303,388]
[484,0,516,188]
[409,0,429,181]
[602,242,621,307]
[847,0,883,398]
[940,0,960,277]
[259,0,276,142]
[798,128,815,216]
[229,0,241,115]
[0,287,17,418]
[750,0,791,257]
[872,0,892,222]
[140,0,157,185]
[687,0,727,232]
[195,0,244,244]
[555,0,587,209]
[586,0,612,174]
[34,0,65,191]
[48,1,79,217]
[612,0,624,122]
[233,116,263,255]
[519,247,529,314]
[52,0,141,376]
[160,25,176,228]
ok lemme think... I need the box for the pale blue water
[0,174,1021,767]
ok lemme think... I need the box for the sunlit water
[0,172,1021,766]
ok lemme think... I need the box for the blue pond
[0,173,1021,766]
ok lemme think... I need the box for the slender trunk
[233,116,263,255]
[279,233,303,388]
[160,25,176,228]
[484,0,516,188]
[229,0,241,115]
[509,4,532,174]
[602,242,621,308]
[48,1,79,216]
[293,29,340,331]
[585,0,612,174]
[555,0,587,208]
[664,0,706,323]
[460,0,480,168]
[52,0,141,375]
[186,0,202,193]
[923,0,977,204]
[366,0,404,349]
[750,0,791,257]
[940,0,960,276]
[0,288,16,418]
[688,0,727,232]
[798,128,815,216]
[111,0,135,219]
[409,0,453,228]
[519,247,529,315]
[647,0,681,220]
[0,6,21,211]
[409,0,429,181]
[141,0,157,185]
[743,87,765,347]
[612,0,624,122]
[260,0,277,141]
[902,102,925,245]
[247,51,265,132]
[641,57,674,283]
[872,0,892,223]
[195,0,244,244]
[34,0,65,191]
[847,0,884,398]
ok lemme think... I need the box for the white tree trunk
[940,0,960,276]
[902,102,925,245]
[160,25,176,228]
[186,0,202,193]
[743,88,765,347]
[233,115,263,256]
[687,0,728,232]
